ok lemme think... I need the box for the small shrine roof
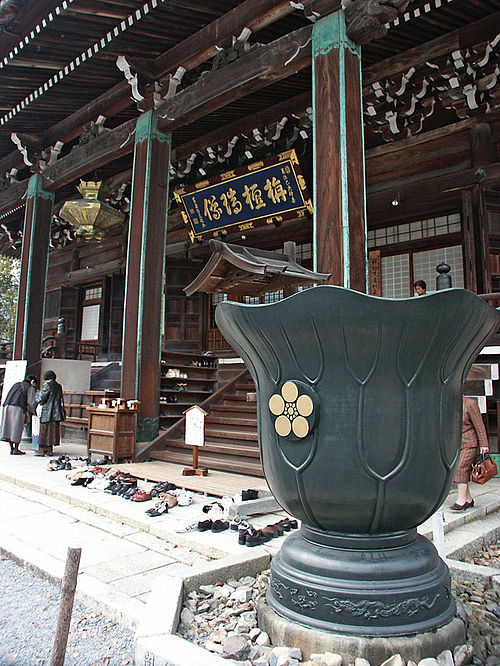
[184,240,330,298]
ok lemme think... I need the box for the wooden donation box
[86,398,138,462]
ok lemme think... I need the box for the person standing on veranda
[0,375,38,455]
[35,370,65,457]
[450,396,489,511]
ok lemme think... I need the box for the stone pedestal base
[258,601,466,664]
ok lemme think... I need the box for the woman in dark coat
[1,375,38,454]
[35,370,65,457]
[450,396,489,511]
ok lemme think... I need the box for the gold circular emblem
[292,415,309,438]
[269,380,317,440]
[269,394,285,415]
[282,381,298,402]
[297,394,313,417]
[275,415,292,437]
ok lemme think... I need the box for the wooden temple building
[0,0,498,475]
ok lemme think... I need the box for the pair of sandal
[71,473,95,487]
[151,481,176,497]
[103,478,135,493]
[146,498,169,517]
[47,456,71,471]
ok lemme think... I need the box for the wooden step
[212,403,257,414]
[204,426,259,441]
[163,438,260,458]
[206,414,257,427]
[150,448,264,477]
[221,396,252,406]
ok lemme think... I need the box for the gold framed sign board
[173,149,313,242]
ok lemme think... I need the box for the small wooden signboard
[182,405,209,476]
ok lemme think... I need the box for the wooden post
[50,546,82,666]
[121,110,171,442]
[14,173,54,366]
[312,11,367,291]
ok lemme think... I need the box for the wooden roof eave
[183,239,330,297]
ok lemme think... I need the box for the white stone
[273,647,293,659]
[310,653,343,666]
[289,647,303,660]
[208,630,227,644]
[204,640,224,654]
[255,631,270,646]
[277,656,290,666]
[418,660,438,666]
[436,650,454,666]
[354,659,371,666]
[222,634,251,660]
[214,584,232,600]
[236,621,251,634]
[453,644,474,666]
[180,607,195,625]
[249,627,261,641]
[233,586,253,603]
[380,656,404,666]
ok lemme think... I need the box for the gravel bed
[177,552,500,666]
[0,556,134,666]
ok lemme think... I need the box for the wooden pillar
[312,11,367,291]
[14,173,54,367]
[121,109,171,442]
[462,123,496,295]
[462,186,488,294]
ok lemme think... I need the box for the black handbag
[471,452,498,484]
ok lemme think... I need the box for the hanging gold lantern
[59,180,125,241]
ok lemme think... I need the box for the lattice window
[413,245,464,290]
[381,254,410,298]
[81,304,100,340]
[263,289,284,304]
[367,213,461,248]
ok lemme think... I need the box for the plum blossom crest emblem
[269,380,318,440]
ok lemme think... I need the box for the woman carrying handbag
[450,396,490,511]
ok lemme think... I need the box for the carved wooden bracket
[364,36,500,141]
[11,132,64,173]
[342,0,410,45]
[78,115,108,146]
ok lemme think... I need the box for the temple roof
[184,240,330,297]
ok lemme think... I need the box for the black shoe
[71,477,87,486]
[246,529,272,547]
[211,520,229,533]
[241,489,258,501]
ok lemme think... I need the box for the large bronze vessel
[216,287,499,636]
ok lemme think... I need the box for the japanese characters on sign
[173,150,313,242]
[185,406,206,448]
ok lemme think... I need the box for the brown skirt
[38,421,61,448]
[454,446,477,484]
